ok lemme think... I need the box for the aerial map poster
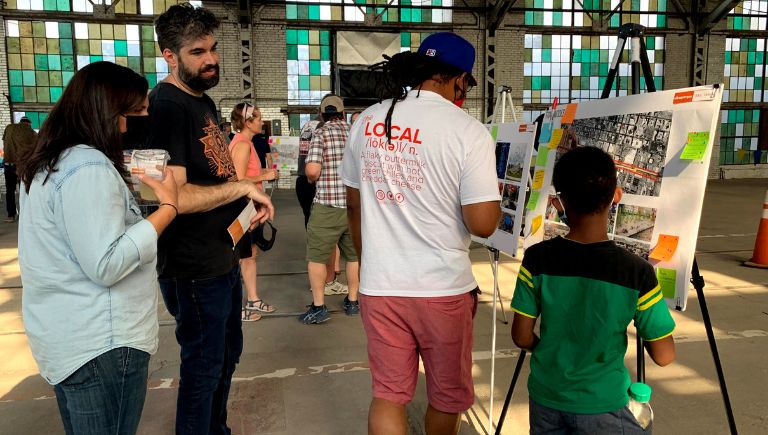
[474,122,537,257]
[523,85,723,310]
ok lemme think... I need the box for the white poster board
[269,136,300,188]
[523,85,723,310]
[473,122,537,257]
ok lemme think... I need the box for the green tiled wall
[726,1,768,31]
[719,109,765,165]
[723,38,766,103]
[286,0,452,23]
[524,0,667,28]
[287,29,332,105]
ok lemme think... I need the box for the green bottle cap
[629,382,652,403]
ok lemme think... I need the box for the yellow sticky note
[531,215,542,235]
[561,104,578,124]
[656,268,677,299]
[549,129,564,149]
[680,131,710,161]
[526,191,540,211]
[649,234,679,261]
[532,170,545,190]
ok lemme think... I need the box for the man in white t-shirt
[341,32,501,435]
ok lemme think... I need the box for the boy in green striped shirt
[511,147,675,434]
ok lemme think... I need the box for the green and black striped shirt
[512,236,675,414]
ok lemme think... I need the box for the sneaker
[299,304,330,324]
[324,280,349,295]
[5,216,15,223]
[343,296,360,316]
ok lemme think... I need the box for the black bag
[253,220,277,251]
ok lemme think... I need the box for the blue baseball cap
[417,32,477,86]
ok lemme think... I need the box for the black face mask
[122,115,151,149]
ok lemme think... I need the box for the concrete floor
[0,178,767,435]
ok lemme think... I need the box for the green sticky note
[491,125,499,141]
[526,190,540,211]
[535,149,549,167]
[680,131,710,160]
[656,268,677,299]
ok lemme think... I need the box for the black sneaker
[343,296,360,316]
[299,304,330,324]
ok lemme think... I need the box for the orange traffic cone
[744,190,768,268]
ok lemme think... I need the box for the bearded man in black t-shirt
[146,4,274,434]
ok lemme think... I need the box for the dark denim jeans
[54,347,150,435]
[530,399,651,434]
[159,266,244,435]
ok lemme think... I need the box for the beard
[178,58,220,92]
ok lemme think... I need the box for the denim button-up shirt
[19,145,159,385]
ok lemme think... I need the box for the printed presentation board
[473,122,537,257]
[522,85,723,311]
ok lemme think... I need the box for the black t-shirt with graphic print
[148,83,248,279]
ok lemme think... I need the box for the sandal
[245,299,276,313]
[241,308,262,322]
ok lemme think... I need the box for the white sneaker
[324,280,349,295]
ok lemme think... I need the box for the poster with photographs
[474,122,537,257]
[269,136,300,188]
[524,85,723,310]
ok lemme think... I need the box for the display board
[269,136,300,188]
[523,85,723,310]
[473,122,537,257]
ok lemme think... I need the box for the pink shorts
[360,290,478,413]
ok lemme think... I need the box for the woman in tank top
[229,102,279,321]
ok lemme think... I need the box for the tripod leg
[638,37,656,92]
[495,350,527,435]
[692,259,738,434]
[601,37,626,99]
[491,249,509,324]
[637,336,645,383]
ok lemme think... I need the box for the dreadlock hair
[370,51,467,143]
[552,146,618,215]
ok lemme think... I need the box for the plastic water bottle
[627,382,654,430]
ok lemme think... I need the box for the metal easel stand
[485,85,517,433]
[601,23,737,434]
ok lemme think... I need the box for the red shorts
[360,290,478,413]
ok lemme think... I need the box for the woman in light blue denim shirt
[17,62,179,435]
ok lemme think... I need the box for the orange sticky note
[549,129,564,149]
[561,104,578,124]
[531,215,542,235]
[649,235,679,261]
[532,170,545,190]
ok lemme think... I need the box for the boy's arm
[635,269,676,367]
[512,313,540,351]
[644,335,675,367]
[510,259,541,351]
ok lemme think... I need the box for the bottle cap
[629,382,652,403]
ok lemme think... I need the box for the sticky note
[532,170,545,190]
[656,268,677,299]
[535,149,549,167]
[680,132,710,161]
[526,190,541,211]
[549,129,564,149]
[491,125,499,141]
[531,215,542,235]
[649,234,680,261]
[539,122,553,143]
[561,104,578,124]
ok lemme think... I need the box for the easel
[495,24,738,434]
[484,85,518,433]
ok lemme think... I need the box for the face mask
[121,115,151,149]
[453,78,468,108]
[453,98,465,108]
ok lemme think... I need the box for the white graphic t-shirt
[341,90,500,297]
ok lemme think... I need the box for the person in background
[2,116,37,222]
[17,61,178,435]
[511,146,675,434]
[350,111,363,125]
[229,102,279,321]
[252,119,271,169]
[146,5,274,434]
[301,94,360,324]
[219,121,233,144]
